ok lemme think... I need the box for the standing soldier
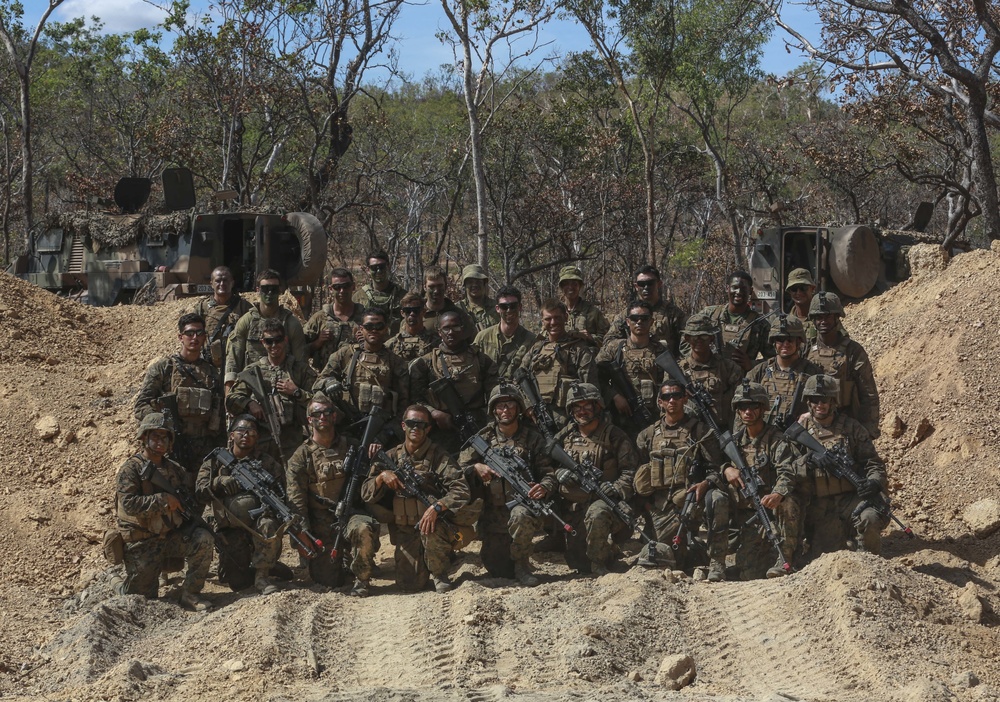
[226,318,317,463]
[691,270,770,372]
[677,313,745,430]
[474,285,536,380]
[748,315,825,430]
[806,291,880,438]
[719,382,798,580]
[519,299,597,430]
[608,265,686,356]
[386,291,440,363]
[303,267,366,371]
[633,379,726,578]
[460,384,556,585]
[423,266,459,333]
[558,265,610,347]
[410,310,499,455]
[457,264,500,334]
[362,404,481,592]
[286,394,381,596]
[225,269,307,385]
[196,415,285,595]
[353,250,407,334]
[784,268,818,343]
[113,413,214,610]
[595,300,667,438]
[134,313,224,480]
[191,266,252,370]
[553,383,638,575]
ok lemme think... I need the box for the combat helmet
[565,382,603,408]
[682,312,716,337]
[731,380,769,408]
[135,412,175,441]
[768,314,806,342]
[808,291,844,318]
[803,374,839,399]
[488,383,525,413]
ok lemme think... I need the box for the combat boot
[514,560,539,587]
[349,578,370,598]
[706,559,726,582]
[590,561,609,576]
[179,588,211,611]
[255,570,279,596]
[431,574,452,593]
[766,556,791,578]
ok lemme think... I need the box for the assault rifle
[428,375,481,441]
[373,450,461,543]
[210,448,324,558]
[467,435,575,536]
[549,443,655,548]
[783,422,914,538]
[512,367,557,439]
[201,297,242,365]
[672,455,706,551]
[655,350,792,574]
[237,365,287,463]
[775,371,806,430]
[723,309,779,355]
[598,356,655,427]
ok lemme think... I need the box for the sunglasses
[309,407,335,418]
[332,282,352,291]
[628,314,652,323]
[497,302,519,311]
[232,426,259,435]
[788,285,808,293]
[660,392,685,401]
[402,306,424,315]
[362,322,387,331]
[261,336,285,346]
[440,325,463,333]
[635,279,657,288]
[259,285,280,294]
[180,329,206,338]
[403,419,430,430]
[368,264,387,272]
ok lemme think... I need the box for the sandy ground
[2,245,1000,702]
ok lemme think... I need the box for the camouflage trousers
[172,435,224,487]
[477,503,544,579]
[564,499,626,572]
[310,513,381,586]
[387,500,482,591]
[120,524,214,598]
[214,515,283,590]
[643,486,730,569]
[729,493,800,580]
[808,493,888,558]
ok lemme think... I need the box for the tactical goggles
[261,336,285,346]
[787,285,809,293]
[259,284,280,295]
[181,328,206,338]
[402,306,424,315]
[232,426,259,435]
[627,314,652,323]
[331,282,352,291]
[660,391,685,401]
[309,408,336,418]
[635,279,657,288]
[362,322,387,331]
[403,419,431,430]
[368,264,388,272]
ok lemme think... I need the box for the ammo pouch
[393,495,425,526]
[638,379,656,403]
[838,378,855,410]
[103,530,125,565]
[554,377,574,409]
[176,385,213,419]
[721,322,747,351]
[272,394,294,427]
[648,449,687,489]
[209,339,225,367]
[813,473,855,498]
[309,456,347,503]
[650,486,688,513]
[358,382,397,414]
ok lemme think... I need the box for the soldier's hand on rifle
[377,470,404,492]
[761,492,783,510]
[367,443,382,459]
[162,493,182,512]
[689,480,710,502]
[248,400,265,421]
[418,504,440,534]
[808,452,837,472]
[474,463,496,484]
[215,476,241,496]
[723,465,744,488]
[431,409,454,430]
[527,482,548,500]
[318,327,334,343]
[276,377,298,396]
[857,479,882,500]
[600,481,621,500]
[612,394,632,417]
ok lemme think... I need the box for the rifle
[467,435,575,536]
[201,296,242,365]
[598,352,655,427]
[729,309,779,351]
[209,448,324,558]
[512,367,557,439]
[776,371,806,430]
[373,450,461,544]
[237,365,287,463]
[549,443,654,548]
[428,375,481,441]
[672,454,706,551]
[655,349,792,574]
[783,422,914,538]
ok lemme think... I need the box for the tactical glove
[857,479,882,500]
[599,481,621,500]
[215,475,241,496]
[808,452,838,472]
[555,468,580,487]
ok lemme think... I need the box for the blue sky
[42,0,822,80]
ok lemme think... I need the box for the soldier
[361,404,480,592]
[553,383,639,575]
[719,382,798,580]
[353,250,407,334]
[226,317,317,463]
[191,266,253,370]
[633,379,726,579]
[473,285,535,380]
[747,315,825,430]
[792,374,888,557]
[806,292,880,438]
[196,415,284,595]
[691,270,770,372]
[460,384,556,585]
[304,267,366,371]
[286,394,381,595]
[457,263,500,334]
[784,268,818,343]
[608,265,686,356]
[558,265,610,347]
[134,313,224,480]
[225,269,307,385]
[677,313,744,430]
[519,299,598,430]
[423,265,459,333]
[113,413,214,610]
[410,309,499,455]
[595,300,667,438]
[315,307,409,435]
[386,291,440,363]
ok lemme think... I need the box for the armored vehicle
[9,168,325,307]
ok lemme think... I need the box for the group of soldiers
[109,253,895,610]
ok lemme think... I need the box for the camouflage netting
[44,211,191,247]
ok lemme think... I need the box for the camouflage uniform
[286,436,380,586]
[457,297,500,334]
[195,450,285,589]
[423,298,459,333]
[316,343,410,424]
[192,294,253,369]
[361,440,479,590]
[634,416,725,568]
[806,336,880,439]
[609,298,687,356]
[134,355,224,478]
[226,356,316,462]
[787,306,817,344]
[224,305,307,383]
[459,422,556,578]
[519,335,597,428]
[303,303,366,371]
[555,418,638,572]
[353,281,407,335]
[565,299,610,348]
[595,337,667,438]
[678,353,745,430]
[386,328,439,364]
[474,323,536,380]
[115,453,214,598]
[748,356,825,429]
[685,304,772,366]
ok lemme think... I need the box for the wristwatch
[433,503,444,513]
[292,388,303,400]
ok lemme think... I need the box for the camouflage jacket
[519,335,597,411]
[459,421,558,507]
[457,297,500,334]
[595,336,667,419]
[609,298,687,356]
[635,416,722,504]
[225,305,307,383]
[286,435,357,531]
[555,418,638,503]
[682,304,772,367]
[316,343,410,420]
[115,454,187,542]
[226,355,316,447]
[353,281,406,334]
[565,298,611,347]
[715,425,796,509]
[192,294,253,369]
[748,355,826,429]
[195,449,285,528]
[134,354,223,439]
[410,345,498,413]
[386,328,440,363]
[806,334,880,438]
[473,323,536,380]
[303,303,366,371]
[678,353,744,429]
[792,413,886,499]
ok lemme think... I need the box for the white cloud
[54,0,169,34]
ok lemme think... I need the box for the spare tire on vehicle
[284,212,326,286]
[829,225,879,298]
